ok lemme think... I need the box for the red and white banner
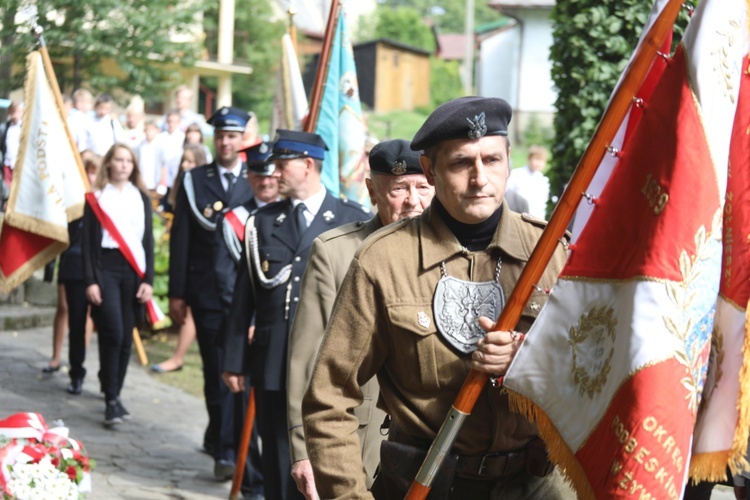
[0,51,88,292]
[85,192,166,328]
[690,51,750,478]
[504,0,749,497]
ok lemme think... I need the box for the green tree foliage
[202,1,285,122]
[548,1,690,199]
[371,7,435,51]
[375,0,503,33]
[429,57,463,107]
[0,0,201,98]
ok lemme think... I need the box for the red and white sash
[222,205,251,262]
[85,192,166,326]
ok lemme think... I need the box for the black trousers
[192,307,235,462]
[91,251,138,401]
[63,280,88,380]
[235,385,264,496]
[255,388,304,500]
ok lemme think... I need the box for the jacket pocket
[257,246,292,277]
[387,303,467,391]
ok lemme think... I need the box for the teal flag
[315,8,369,208]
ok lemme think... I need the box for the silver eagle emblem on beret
[391,160,407,175]
[259,143,269,154]
[467,112,487,139]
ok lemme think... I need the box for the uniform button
[294,276,300,282]
[294,256,301,262]
[293,297,299,302]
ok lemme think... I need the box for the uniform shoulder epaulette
[520,213,571,242]
[317,219,369,243]
[339,197,371,214]
[355,217,412,257]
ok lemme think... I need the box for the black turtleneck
[434,198,502,252]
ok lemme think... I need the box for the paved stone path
[1,326,231,499]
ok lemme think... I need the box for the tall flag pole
[270,33,309,132]
[501,0,749,498]
[0,26,89,292]
[304,1,369,207]
[405,0,685,497]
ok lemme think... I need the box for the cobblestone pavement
[0,326,231,499]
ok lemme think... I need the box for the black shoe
[104,400,124,427]
[214,459,235,481]
[66,378,83,395]
[42,364,61,374]
[116,399,131,421]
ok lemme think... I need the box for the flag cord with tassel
[404,1,686,498]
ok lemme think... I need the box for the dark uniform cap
[270,129,328,161]
[369,139,424,176]
[242,141,275,176]
[411,96,512,151]
[207,106,251,132]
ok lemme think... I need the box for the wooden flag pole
[304,0,340,133]
[131,327,148,366]
[405,1,685,497]
[229,388,256,500]
[34,27,89,195]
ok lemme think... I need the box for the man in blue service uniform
[213,141,279,497]
[222,130,371,500]
[168,106,254,480]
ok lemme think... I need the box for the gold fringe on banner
[729,302,750,472]
[506,390,595,500]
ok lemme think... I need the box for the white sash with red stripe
[221,205,250,262]
[85,192,166,326]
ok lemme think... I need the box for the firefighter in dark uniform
[168,106,254,481]
[222,129,371,500]
[213,141,279,497]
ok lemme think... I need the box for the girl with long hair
[83,143,154,426]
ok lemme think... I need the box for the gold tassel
[507,390,596,499]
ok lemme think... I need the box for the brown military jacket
[287,216,387,488]
[302,201,568,498]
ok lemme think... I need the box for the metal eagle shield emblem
[433,275,504,354]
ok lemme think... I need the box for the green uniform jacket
[287,216,386,488]
[302,201,568,498]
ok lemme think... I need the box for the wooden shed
[354,39,431,113]
[304,38,431,114]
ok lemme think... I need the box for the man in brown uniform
[302,97,573,498]
[286,139,434,498]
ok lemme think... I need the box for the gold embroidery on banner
[569,306,617,399]
[713,20,741,104]
[641,173,669,215]
[663,210,722,414]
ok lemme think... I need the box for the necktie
[224,172,236,198]
[295,202,308,236]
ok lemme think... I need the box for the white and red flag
[270,33,309,133]
[504,0,749,497]
[0,51,88,292]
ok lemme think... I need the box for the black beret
[369,139,424,176]
[242,141,275,176]
[411,96,512,151]
[270,129,328,161]
[207,106,250,132]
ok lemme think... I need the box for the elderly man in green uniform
[286,139,434,498]
[302,96,573,498]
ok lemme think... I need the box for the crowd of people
[1,85,584,499]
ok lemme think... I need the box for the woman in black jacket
[83,143,154,427]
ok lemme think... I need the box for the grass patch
[142,329,204,398]
[366,109,430,142]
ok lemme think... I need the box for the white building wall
[478,28,521,108]
[516,9,555,114]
